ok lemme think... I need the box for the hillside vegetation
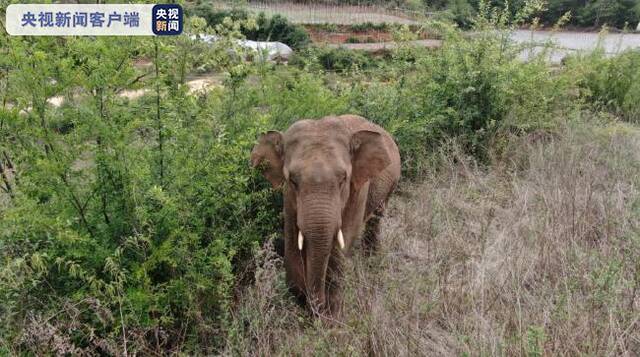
[209,0,640,29]
[429,0,640,29]
[228,120,640,355]
[1,1,639,355]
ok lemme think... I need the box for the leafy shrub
[544,0,640,29]
[187,4,249,27]
[350,22,390,32]
[429,0,477,28]
[245,13,310,50]
[430,0,640,29]
[348,25,571,175]
[310,23,340,32]
[0,24,285,354]
[345,36,362,43]
[566,49,640,122]
[290,47,381,72]
[187,4,310,49]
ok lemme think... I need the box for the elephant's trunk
[297,193,340,312]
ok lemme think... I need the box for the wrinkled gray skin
[251,115,401,316]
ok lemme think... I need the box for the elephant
[250,114,401,316]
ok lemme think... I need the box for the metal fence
[211,1,425,25]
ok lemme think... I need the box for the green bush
[565,50,640,122]
[0,28,285,354]
[429,0,477,28]
[347,24,571,175]
[290,47,381,72]
[350,22,390,32]
[245,13,310,50]
[546,0,640,29]
[187,4,249,27]
[345,36,362,43]
[429,0,640,29]
[187,4,310,49]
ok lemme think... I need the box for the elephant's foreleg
[362,205,384,255]
[325,246,345,317]
[283,214,307,303]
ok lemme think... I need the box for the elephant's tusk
[298,230,304,251]
[337,229,345,250]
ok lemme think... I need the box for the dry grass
[225,121,640,356]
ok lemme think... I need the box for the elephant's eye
[289,177,298,190]
[339,174,347,187]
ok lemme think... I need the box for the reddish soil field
[305,25,431,45]
[307,28,392,44]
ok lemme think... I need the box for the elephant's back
[332,114,387,136]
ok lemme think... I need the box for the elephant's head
[250,118,391,310]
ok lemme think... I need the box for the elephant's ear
[251,131,285,188]
[350,130,391,189]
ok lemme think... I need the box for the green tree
[579,0,639,28]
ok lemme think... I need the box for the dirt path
[512,29,640,62]
[44,74,223,108]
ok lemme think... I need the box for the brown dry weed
[226,122,640,356]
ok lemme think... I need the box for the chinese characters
[152,4,181,35]
[21,11,139,28]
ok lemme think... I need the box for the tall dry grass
[225,121,640,356]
